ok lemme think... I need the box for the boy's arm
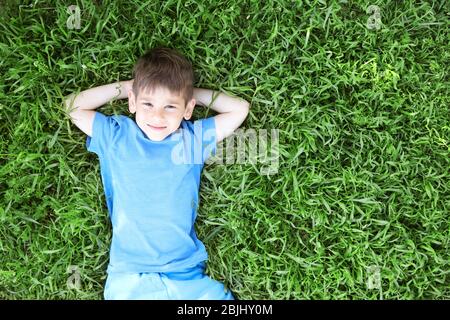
[63,80,133,137]
[193,88,250,144]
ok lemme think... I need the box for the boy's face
[128,86,195,141]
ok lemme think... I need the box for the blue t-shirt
[86,112,217,274]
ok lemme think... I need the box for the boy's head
[128,47,196,141]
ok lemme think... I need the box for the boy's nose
[151,109,165,120]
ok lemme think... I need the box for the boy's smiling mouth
[148,124,167,131]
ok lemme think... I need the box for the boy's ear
[183,98,196,120]
[128,90,136,114]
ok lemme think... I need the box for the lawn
[0,0,448,299]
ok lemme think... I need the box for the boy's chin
[147,132,168,141]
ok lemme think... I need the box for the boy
[64,47,250,300]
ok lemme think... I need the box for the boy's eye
[143,103,175,109]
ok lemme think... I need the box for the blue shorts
[104,262,235,300]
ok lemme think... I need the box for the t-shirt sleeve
[86,111,123,156]
[192,116,217,164]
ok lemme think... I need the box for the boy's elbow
[244,102,250,119]
[236,102,250,124]
[241,101,250,115]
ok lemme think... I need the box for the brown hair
[131,47,194,106]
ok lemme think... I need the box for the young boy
[64,47,250,300]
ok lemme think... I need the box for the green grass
[0,0,448,299]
